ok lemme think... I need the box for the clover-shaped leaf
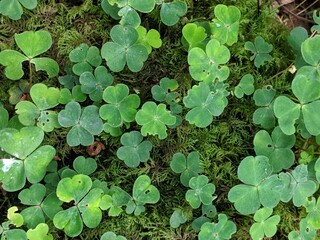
[117,131,153,168]
[228,156,282,214]
[58,102,103,146]
[100,186,131,216]
[289,165,317,207]
[160,1,187,26]
[18,184,47,228]
[56,174,92,204]
[15,83,60,132]
[55,185,105,233]
[78,188,105,228]
[151,77,179,102]
[188,39,230,83]
[254,127,296,172]
[186,175,216,209]
[273,96,300,135]
[26,223,53,240]
[101,25,148,72]
[170,151,202,187]
[0,127,55,191]
[183,82,228,127]
[59,86,87,104]
[288,218,316,240]
[118,6,141,28]
[182,23,207,50]
[101,0,121,20]
[311,10,320,32]
[7,206,24,227]
[274,67,320,136]
[252,85,276,129]
[202,204,217,218]
[128,0,155,13]
[198,214,237,240]
[288,27,308,69]
[101,231,127,240]
[234,74,254,98]
[79,66,113,102]
[211,4,241,46]
[304,197,320,229]
[301,35,320,67]
[0,0,37,20]
[0,30,59,80]
[58,65,80,89]
[69,43,102,76]
[73,156,97,175]
[135,101,176,139]
[53,206,82,237]
[133,175,160,204]
[192,217,211,231]
[137,26,162,54]
[245,36,273,68]
[31,83,60,110]
[170,209,188,228]
[99,84,140,127]
[249,208,280,240]
[8,80,29,105]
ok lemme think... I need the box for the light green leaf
[117,131,152,167]
[183,82,228,127]
[26,223,53,240]
[234,74,254,98]
[245,36,273,68]
[211,4,241,46]
[56,174,92,204]
[170,151,202,187]
[133,175,160,204]
[188,39,230,83]
[249,208,280,240]
[15,30,52,58]
[53,206,83,237]
[101,25,148,72]
[0,50,28,80]
[99,84,140,127]
[186,175,216,209]
[198,214,237,240]
[301,35,320,66]
[160,1,187,26]
[254,127,296,172]
[135,101,176,139]
[273,96,300,135]
[182,23,207,50]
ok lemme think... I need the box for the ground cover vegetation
[0,0,319,239]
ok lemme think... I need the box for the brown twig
[281,5,315,24]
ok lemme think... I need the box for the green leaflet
[198,214,236,240]
[254,127,296,172]
[183,82,228,127]
[211,4,241,46]
[0,0,37,20]
[0,30,58,80]
[228,156,282,214]
[170,151,202,187]
[249,208,280,240]
[245,36,273,68]
[117,131,152,168]
[188,39,230,83]
[101,25,148,72]
[135,101,176,139]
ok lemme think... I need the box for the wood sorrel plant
[0,1,320,239]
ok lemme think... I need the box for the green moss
[0,0,305,239]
